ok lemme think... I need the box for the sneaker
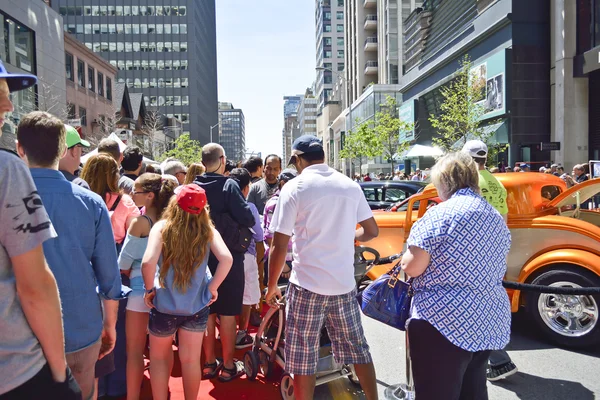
[487,362,518,381]
[235,334,254,349]
[235,330,247,343]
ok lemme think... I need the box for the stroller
[243,246,384,399]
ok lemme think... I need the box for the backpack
[212,212,253,254]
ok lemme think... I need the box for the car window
[385,188,407,202]
[363,188,381,202]
[395,199,438,212]
[541,185,561,201]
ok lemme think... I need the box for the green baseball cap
[65,125,90,148]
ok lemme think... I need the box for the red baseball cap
[175,184,207,214]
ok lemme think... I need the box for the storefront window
[1,14,35,73]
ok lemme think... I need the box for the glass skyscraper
[52,0,218,144]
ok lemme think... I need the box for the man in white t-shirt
[266,135,380,400]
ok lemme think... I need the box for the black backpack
[211,212,253,254]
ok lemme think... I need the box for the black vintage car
[359,181,428,210]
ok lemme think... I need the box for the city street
[314,312,600,399]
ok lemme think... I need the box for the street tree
[142,109,164,158]
[374,96,413,172]
[428,55,505,163]
[157,133,203,166]
[340,119,379,175]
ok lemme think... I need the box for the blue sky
[216,1,315,158]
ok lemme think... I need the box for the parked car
[359,173,600,348]
[359,181,427,210]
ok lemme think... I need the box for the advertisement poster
[485,73,504,113]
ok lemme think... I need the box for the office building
[218,102,245,162]
[315,0,345,111]
[297,89,318,137]
[282,95,302,161]
[283,95,302,119]
[51,0,218,144]
[0,2,66,149]
[345,0,378,105]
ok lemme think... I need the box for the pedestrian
[266,135,380,400]
[121,146,144,183]
[0,62,82,400]
[163,159,187,185]
[462,140,517,381]
[228,168,264,349]
[247,154,282,215]
[98,139,134,195]
[17,111,129,400]
[195,143,255,382]
[184,162,205,185]
[401,151,511,400]
[573,164,589,183]
[142,184,233,400]
[242,156,264,184]
[59,125,91,189]
[119,173,176,400]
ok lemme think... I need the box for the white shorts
[126,291,150,313]
[243,253,261,305]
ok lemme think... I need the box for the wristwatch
[146,288,155,294]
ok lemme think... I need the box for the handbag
[212,212,253,253]
[356,264,413,331]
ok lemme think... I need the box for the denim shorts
[148,307,209,337]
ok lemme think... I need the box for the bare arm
[13,245,67,382]
[400,245,431,278]
[267,232,291,289]
[355,217,379,242]
[142,221,164,295]
[208,228,233,290]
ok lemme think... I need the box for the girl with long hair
[142,185,232,400]
[80,153,140,247]
[118,174,176,400]
[184,162,205,185]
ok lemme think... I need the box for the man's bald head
[202,143,225,173]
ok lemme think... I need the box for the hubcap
[281,375,294,399]
[538,281,598,337]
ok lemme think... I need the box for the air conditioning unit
[115,129,133,144]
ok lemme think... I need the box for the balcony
[364,60,378,75]
[363,0,377,8]
[364,14,377,30]
[364,36,378,51]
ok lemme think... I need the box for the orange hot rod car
[359,172,600,348]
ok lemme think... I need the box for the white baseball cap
[462,140,488,158]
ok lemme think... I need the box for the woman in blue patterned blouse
[400,151,512,400]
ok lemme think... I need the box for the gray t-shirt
[0,150,57,394]
[119,174,135,195]
[247,179,279,215]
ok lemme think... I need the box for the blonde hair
[159,197,213,292]
[136,173,177,218]
[184,163,206,184]
[80,153,120,201]
[431,152,480,199]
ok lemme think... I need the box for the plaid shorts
[284,283,372,375]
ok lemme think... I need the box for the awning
[404,144,444,158]
[81,132,156,164]
[450,120,509,151]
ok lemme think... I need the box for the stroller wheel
[280,373,295,400]
[258,350,273,379]
[244,351,260,381]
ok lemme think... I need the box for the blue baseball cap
[278,168,298,182]
[0,60,37,92]
[288,135,323,165]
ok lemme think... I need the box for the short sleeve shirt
[407,188,512,352]
[270,164,372,295]
[0,151,56,394]
[478,170,508,215]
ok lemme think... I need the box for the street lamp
[210,118,233,143]
[316,65,348,109]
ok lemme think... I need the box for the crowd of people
[1,64,598,400]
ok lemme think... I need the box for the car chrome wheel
[538,281,599,337]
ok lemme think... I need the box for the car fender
[509,249,600,312]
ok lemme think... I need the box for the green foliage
[157,133,203,166]
[374,96,413,171]
[428,55,506,164]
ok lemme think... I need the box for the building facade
[0,2,66,149]
[218,102,245,162]
[297,90,318,137]
[64,33,116,144]
[315,0,345,111]
[282,95,302,161]
[345,0,378,105]
[51,0,218,144]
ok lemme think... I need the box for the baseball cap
[520,163,530,168]
[278,168,297,182]
[65,125,90,148]
[462,140,488,158]
[288,135,323,165]
[175,184,207,214]
[0,60,37,92]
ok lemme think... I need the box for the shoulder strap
[141,214,154,228]
[109,194,122,212]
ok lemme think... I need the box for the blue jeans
[149,307,210,337]
[488,349,512,367]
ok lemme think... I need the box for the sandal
[218,360,245,382]
[202,358,223,379]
